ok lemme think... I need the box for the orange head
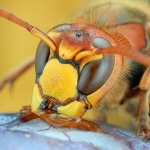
[48,23,116,61]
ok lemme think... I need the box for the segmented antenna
[94,47,150,67]
[1,7,150,67]
[0,7,56,51]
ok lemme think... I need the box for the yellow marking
[47,32,60,40]
[58,40,80,59]
[31,84,43,112]
[74,50,94,61]
[49,50,54,60]
[48,32,81,60]
[57,100,86,117]
[80,54,103,71]
[40,59,78,101]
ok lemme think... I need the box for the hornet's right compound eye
[35,40,50,84]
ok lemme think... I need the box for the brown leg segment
[0,56,35,91]
[137,67,150,139]
[136,90,150,137]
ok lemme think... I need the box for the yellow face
[31,23,120,118]
[40,59,78,102]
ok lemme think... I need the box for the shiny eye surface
[35,41,50,83]
[78,54,114,95]
[76,32,82,38]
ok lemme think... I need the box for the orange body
[32,2,149,119]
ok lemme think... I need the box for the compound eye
[78,54,114,95]
[78,37,114,95]
[51,24,73,32]
[35,41,50,83]
[76,32,82,38]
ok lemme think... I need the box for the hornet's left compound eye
[35,40,50,83]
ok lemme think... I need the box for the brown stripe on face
[37,84,77,110]
[77,54,114,95]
